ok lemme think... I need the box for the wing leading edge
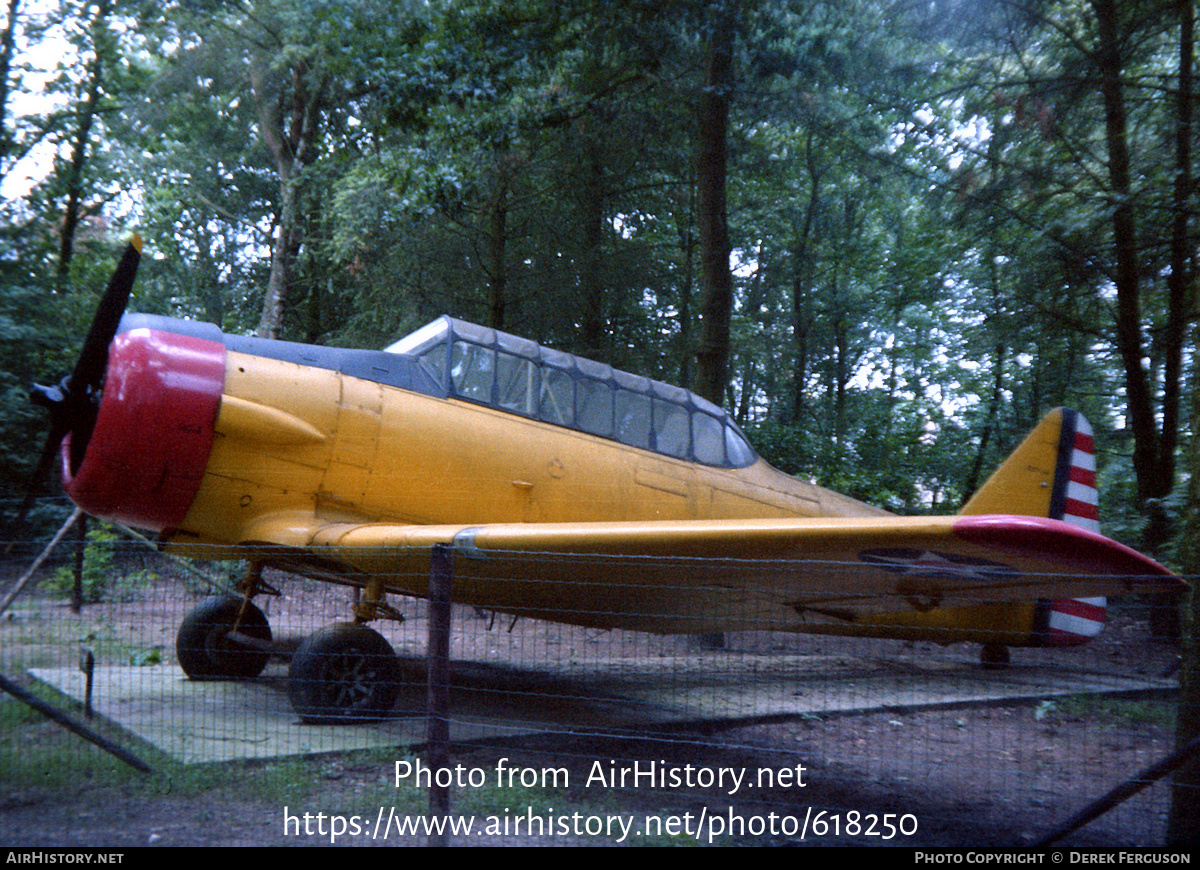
[231,513,1181,636]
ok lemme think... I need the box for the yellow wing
[216,513,1180,636]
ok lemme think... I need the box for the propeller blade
[70,234,142,395]
[11,420,70,528]
[9,234,143,528]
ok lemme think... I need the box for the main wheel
[176,596,272,679]
[288,623,400,724]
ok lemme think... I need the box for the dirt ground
[0,560,1188,847]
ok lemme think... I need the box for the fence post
[426,543,453,846]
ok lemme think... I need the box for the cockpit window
[654,399,690,459]
[576,377,613,437]
[393,316,758,468]
[692,412,725,466]
[451,341,494,404]
[616,388,652,451]
[496,351,538,416]
[540,366,574,426]
[385,320,451,389]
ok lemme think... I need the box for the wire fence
[0,531,1191,847]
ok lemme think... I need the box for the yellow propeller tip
[130,233,143,253]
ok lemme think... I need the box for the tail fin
[960,408,1106,646]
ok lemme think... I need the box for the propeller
[15,235,143,525]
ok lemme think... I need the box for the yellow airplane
[26,239,1184,722]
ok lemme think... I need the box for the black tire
[288,623,400,724]
[980,643,1011,670]
[176,596,272,680]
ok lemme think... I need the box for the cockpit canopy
[387,317,758,469]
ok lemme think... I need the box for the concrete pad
[29,651,1176,765]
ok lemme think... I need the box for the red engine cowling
[62,326,225,533]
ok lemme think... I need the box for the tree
[917,0,1196,535]
[1167,0,1197,846]
[0,0,20,177]
[12,0,143,277]
[54,0,112,275]
[250,34,327,338]
[693,1,737,407]
[9,0,1195,550]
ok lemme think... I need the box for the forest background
[0,0,1198,843]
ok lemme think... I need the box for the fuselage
[67,315,884,546]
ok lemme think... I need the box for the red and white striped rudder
[1043,410,1106,647]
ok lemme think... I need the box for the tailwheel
[176,596,273,679]
[287,623,400,724]
[980,643,1010,669]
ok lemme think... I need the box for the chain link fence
[0,530,1190,847]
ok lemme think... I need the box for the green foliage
[0,272,84,536]
[0,0,1188,544]
[128,648,163,666]
[45,523,156,605]
[1048,694,1176,731]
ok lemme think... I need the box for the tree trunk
[963,341,1006,502]
[486,154,509,331]
[253,61,322,339]
[0,0,21,175]
[1092,0,1171,508]
[578,136,605,358]
[1167,0,1197,844]
[736,246,766,425]
[1163,0,1194,508]
[676,173,696,389]
[257,167,300,339]
[692,6,736,650]
[693,6,735,407]
[1093,0,1186,643]
[964,266,1009,503]
[790,140,823,426]
[57,0,111,277]
[832,277,848,449]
